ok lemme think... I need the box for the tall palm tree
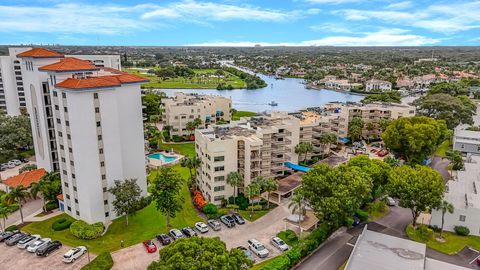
[245,183,261,217]
[5,186,29,224]
[319,132,337,156]
[181,156,200,183]
[259,177,278,209]
[227,172,243,205]
[288,193,306,235]
[295,142,313,162]
[0,206,9,232]
[436,200,454,239]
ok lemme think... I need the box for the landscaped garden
[232,110,257,121]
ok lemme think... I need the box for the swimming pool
[148,153,177,163]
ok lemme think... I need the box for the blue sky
[1,0,479,46]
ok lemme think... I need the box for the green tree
[362,92,401,104]
[381,116,449,164]
[147,237,252,270]
[259,177,278,209]
[295,142,314,162]
[30,171,61,212]
[413,93,476,129]
[429,82,468,96]
[0,112,33,163]
[226,172,243,206]
[383,156,400,167]
[19,164,37,173]
[180,156,200,183]
[108,179,143,226]
[5,186,29,224]
[436,200,454,239]
[0,205,9,232]
[346,155,391,199]
[288,193,306,234]
[365,122,376,143]
[445,150,464,171]
[245,182,260,216]
[318,132,337,155]
[150,167,184,227]
[142,91,164,122]
[300,164,372,226]
[387,165,444,227]
[348,117,364,142]
[379,118,391,132]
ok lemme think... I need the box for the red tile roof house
[1,168,46,192]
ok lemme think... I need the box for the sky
[0,0,479,46]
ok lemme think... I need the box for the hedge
[260,223,331,270]
[52,218,73,231]
[355,209,369,222]
[202,203,218,215]
[81,252,113,270]
[46,201,59,211]
[70,220,104,240]
[5,225,18,231]
[454,226,470,236]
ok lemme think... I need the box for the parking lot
[112,204,293,269]
[0,242,94,270]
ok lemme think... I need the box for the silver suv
[247,239,269,258]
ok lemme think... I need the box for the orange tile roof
[55,74,149,90]
[17,48,64,58]
[39,57,99,72]
[56,194,64,200]
[2,168,46,188]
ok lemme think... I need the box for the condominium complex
[17,48,147,223]
[0,47,120,116]
[162,92,231,137]
[196,102,415,203]
[453,125,480,155]
[365,79,392,92]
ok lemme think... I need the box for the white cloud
[142,0,296,22]
[309,23,353,33]
[306,0,362,4]
[386,1,412,10]
[188,29,439,46]
[306,8,322,15]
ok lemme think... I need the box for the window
[55,105,59,110]
[99,148,104,154]
[67,206,71,211]
[58,131,62,137]
[93,93,98,99]
[67,134,71,140]
[65,121,69,126]
[96,121,101,127]
[72,174,75,179]
[74,199,78,203]
[68,147,72,153]
[95,107,100,113]
[214,156,225,162]
[53,91,57,97]
[60,144,64,150]
[56,118,61,124]
[63,170,67,175]
[98,135,102,140]
[76,211,79,216]
[70,161,74,166]
[214,195,224,201]
[214,186,225,192]
[100,161,105,167]
[64,182,69,187]
[102,174,106,180]
[66,194,70,199]
[61,157,66,163]
[103,187,107,192]
[73,186,77,191]
[64,107,68,112]
[214,166,224,172]
[104,200,108,205]
[62,92,66,98]
[214,176,225,182]
[459,215,466,222]
[105,212,109,217]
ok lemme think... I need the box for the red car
[377,150,389,157]
[143,240,157,253]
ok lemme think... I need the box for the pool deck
[147,151,183,168]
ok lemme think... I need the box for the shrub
[261,255,291,270]
[417,226,434,242]
[207,208,228,220]
[246,205,263,211]
[277,229,298,246]
[228,193,249,210]
[193,191,207,210]
[148,139,158,149]
[367,200,387,214]
[19,164,37,173]
[428,225,441,233]
[45,201,58,211]
[134,196,152,211]
[5,225,18,231]
[355,209,369,222]
[202,203,218,215]
[70,220,104,240]
[454,226,470,236]
[52,218,73,231]
[81,252,113,270]
[225,204,239,210]
[285,247,302,265]
[172,135,184,142]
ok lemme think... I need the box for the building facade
[365,79,392,92]
[430,155,480,236]
[18,48,147,223]
[162,92,231,137]
[453,126,480,155]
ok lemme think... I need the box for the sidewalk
[10,207,63,226]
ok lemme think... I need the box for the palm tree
[288,193,306,235]
[5,186,29,224]
[365,122,376,143]
[319,132,337,156]
[259,177,278,209]
[226,172,243,205]
[295,142,313,162]
[245,183,261,217]
[436,200,454,239]
[181,156,200,183]
[0,206,10,232]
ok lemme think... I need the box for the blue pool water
[148,153,177,163]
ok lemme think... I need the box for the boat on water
[268,101,278,106]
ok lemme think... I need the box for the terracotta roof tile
[39,57,99,72]
[55,74,149,90]
[17,48,64,58]
[2,168,47,188]
[56,194,64,200]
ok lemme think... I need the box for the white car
[386,197,396,206]
[5,163,15,169]
[10,160,22,166]
[271,236,289,251]
[194,222,209,233]
[17,234,41,249]
[248,239,269,258]
[27,238,51,253]
[63,246,87,263]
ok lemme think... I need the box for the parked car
[0,231,19,242]
[156,234,172,246]
[36,241,62,257]
[271,236,289,251]
[237,246,255,262]
[20,158,29,163]
[5,232,29,246]
[63,246,87,263]
[169,229,185,240]
[220,215,236,228]
[194,222,209,233]
[182,227,197,237]
[232,213,246,225]
[10,160,22,166]
[142,240,157,253]
[0,165,6,171]
[207,219,221,231]
[248,239,269,258]
[27,238,51,253]
[5,163,15,169]
[386,197,396,206]
[17,235,41,249]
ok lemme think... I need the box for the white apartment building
[18,48,147,223]
[195,113,300,204]
[162,92,231,137]
[365,79,392,92]
[453,126,480,155]
[0,48,30,115]
[430,155,480,236]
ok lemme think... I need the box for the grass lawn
[159,141,195,157]
[125,68,246,89]
[250,257,277,270]
[277,230,299,247]
[232,111,257,121]
[238,209,270,222]
[23,164,202,254]
[406,225,480,255]
[434,139,451,158]
[366,203,390,221]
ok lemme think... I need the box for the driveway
[0,242,93,270]
[112,203,292,269]
[431,156,450,180]
[5,198,44,227]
